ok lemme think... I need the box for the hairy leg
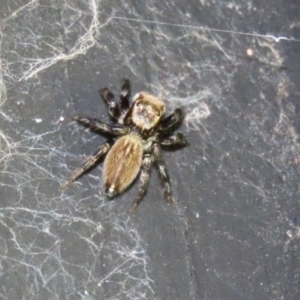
[152,143,174,204]
[61,142,111,190]
[131,154,152,212]
[72,116,129,136]
[160,132,189,148]
[158,108,183,133]
[119,78,131,110]
[98,87,120,119]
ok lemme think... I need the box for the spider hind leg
[61,142,111,190]
[152,143,174,204]
[131,154,152,212]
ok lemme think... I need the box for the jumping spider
[62,79,189,211]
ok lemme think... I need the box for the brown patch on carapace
[137,93,165,114]
[126,92,165,131]
[103,134,143,197]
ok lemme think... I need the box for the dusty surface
[0,0,299,299]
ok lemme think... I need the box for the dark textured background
[0,0,300,299]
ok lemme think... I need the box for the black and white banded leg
[160,132,189,148]
[120,78,131,110]
[152,143,174,204]
[61,142,111,190]
[158,108,183,133]
[98,87,120,119]
[72,116,129,136]
[131,154,152,212]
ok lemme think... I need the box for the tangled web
[0,0,299,299]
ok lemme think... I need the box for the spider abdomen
[103,134,143,198]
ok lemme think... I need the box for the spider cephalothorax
[124,92,165,132]
[62,79,188,211]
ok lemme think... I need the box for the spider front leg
[160,132,189,148]
[119,78,131,110]
[61,142,111,190]
[131,154,152,212]
[72,116,129,136]
[98,87,120,119]
[152,143,174,204]
[158,108,184,134]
